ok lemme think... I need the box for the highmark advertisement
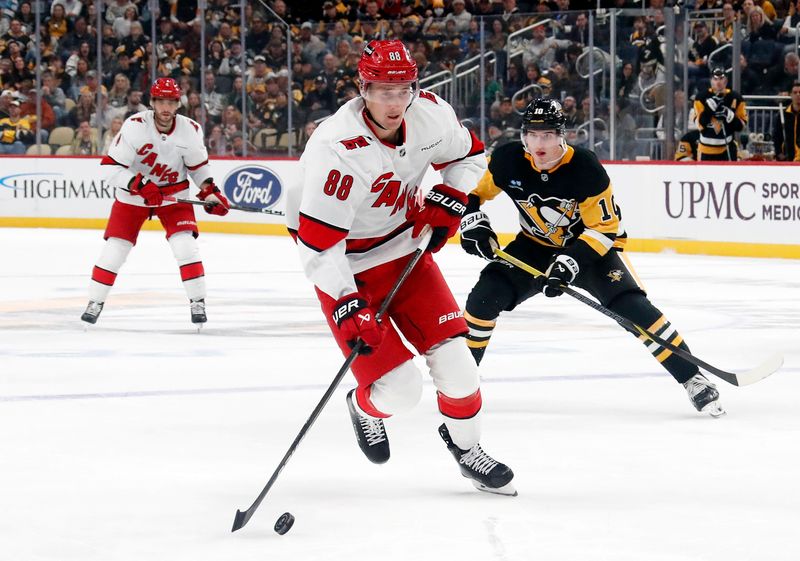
[0,157,798,257]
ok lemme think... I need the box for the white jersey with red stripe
[286,91,486,300]
[101,110,213,207]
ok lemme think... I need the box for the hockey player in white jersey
[286,40,515,495]
[81,77,230,326]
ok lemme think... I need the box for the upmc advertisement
[0,157,798,257]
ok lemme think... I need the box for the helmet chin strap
[363,106,388,130]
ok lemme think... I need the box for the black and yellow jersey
[694,87,746,156]
[471,141,626,263]
[674,129,699,161]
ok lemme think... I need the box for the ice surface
[1,228,798,561]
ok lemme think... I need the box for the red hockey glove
[411,184,468,252]
[129,173,163,206]
[331,293,386,355]
[197,181,230,216]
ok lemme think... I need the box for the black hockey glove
[459,210,498,261]
[542,254,580,298]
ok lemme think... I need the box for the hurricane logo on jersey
[516,193,578,247]
[223,165,282,210]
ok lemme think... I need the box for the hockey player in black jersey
[693,67,747,161]
[459,98,725,417]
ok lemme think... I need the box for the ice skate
[438,424,516,496]
[684,374,725,417]
[346,389,390,464]
[80,300,104,325]
[190,299,207,329]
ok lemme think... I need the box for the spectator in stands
[0,99,33,153]
[221,104,242,138]
[264,40,287,73]
[101,115,123,154]
[525,62,552,95]
[15,1,36,29]
[562,95,581,128]
[0,91,12,120]
[755,0,778,22]
[629,16,650,50]
[41,71,67,124]
[119,89,147,119]
[445,0,472,34]
[47,3,70,42]
[182,91,204,122]
[53,0,84,19]
[10,54,33,86]
[688,20,717,81]
[773,81,800,160]
[299,22,326,70]
[105,0,136,25]
[71,120,99,155]
[505,62,525,99]
[201,69,228,121]
[500,0,521,26]
[301,74,337,119]
[737,53,761,95]
[59,16,92,61]
[107,73,131,109]
[617,61,636,102]
[207,124,229,156]
[765,52,800,94]
[715,2,737,44]
[247,14,270,55]
[778,0,800,45]
[112,5,138,40]
[217,39,244,77]
[746,7,777,42]
[493,96,522,130]
[116,20,148,69]
[475,0,499,17]
[110,52,140,88]
[522,24,570,70]
[566,11,590,46]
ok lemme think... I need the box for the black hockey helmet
[521,98,566,135]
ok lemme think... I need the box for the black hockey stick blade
[231,229,432,532]
[494,248,784,387]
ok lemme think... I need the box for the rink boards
[0,156,797,259]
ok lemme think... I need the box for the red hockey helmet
[357,40,418,85]
[150,77,181,101]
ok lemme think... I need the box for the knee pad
[168,231,201,265]
[607,290,661,327]
[465,268,518,321]
[426,337,480,398]
[97,237,133,271]
[368,360,423,416]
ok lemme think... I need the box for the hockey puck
[274,512,295,535]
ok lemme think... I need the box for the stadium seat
[26,144,52,155]
[55,145,73,155]
[64,98,76,112]
[253,127,278,150]
[49,126,75,146]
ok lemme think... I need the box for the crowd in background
[0,0,798,158]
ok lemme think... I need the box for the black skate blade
[470,480,518,497]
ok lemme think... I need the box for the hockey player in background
[81,77,230,327]
[286,40,516,495]
[459,98,725,417]
[694,67,747,161]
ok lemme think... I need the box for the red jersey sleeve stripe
[100,155,128,168]
[432,129,485,171]
[297,213,349,252]
[186,159,209,171]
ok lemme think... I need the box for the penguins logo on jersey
[517,193,578,246]
[608,269,624,282]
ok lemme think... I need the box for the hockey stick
[231,228,433,532]
[169,196,285,216]
[494,248,783,387]
[118,186,285,216]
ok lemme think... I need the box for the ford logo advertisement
[222,165,282,210]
